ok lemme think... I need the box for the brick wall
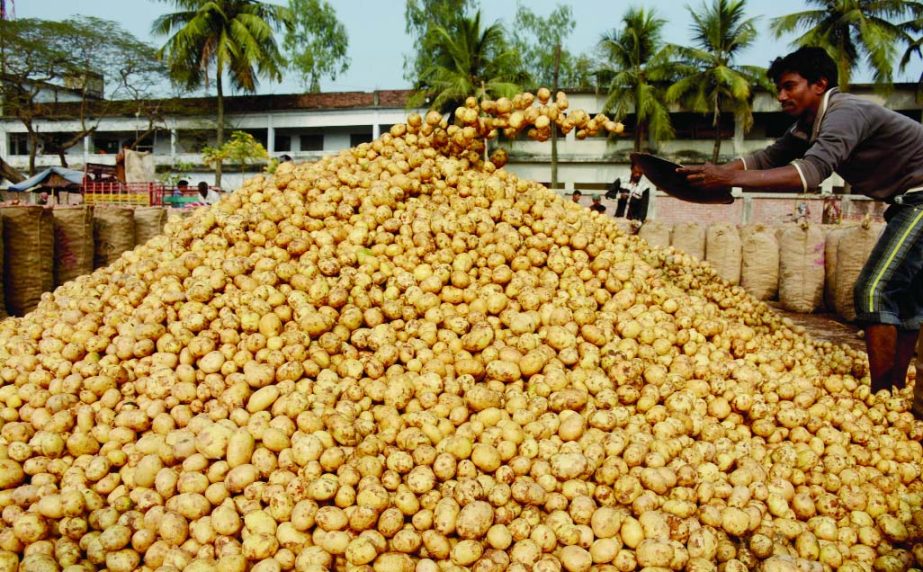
[652,196,744,226]
[649,193,886,226]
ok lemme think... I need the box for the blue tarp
[8,167,84,192]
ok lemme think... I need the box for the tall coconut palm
[666,0,770,163]
[410,11,526,114]
[771,0,923,91]
[152,0,291,186]
[598,7,679,152]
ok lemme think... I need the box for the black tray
[630,152,734,205]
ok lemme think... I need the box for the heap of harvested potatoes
[0,88,919,572]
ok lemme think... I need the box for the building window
[350,132,373,147]
[8,133,28,155]
[93,136,122,155]
[300,134,323,151]
[275,135,291,152]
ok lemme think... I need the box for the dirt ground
[765,302,866,352]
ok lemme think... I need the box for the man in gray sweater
[680,47,923,418]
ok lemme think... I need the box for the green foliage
[284,0,350,92]
[409,11,526,114]
[159,160,197,187]
[153,0,292,185]
[510,4,594,91]
[598,7,679,152]
[403,0,477,84]
[202,131,269,174]
[666,0,771,162]
[772,0,923,91]
[0,16,166,173]
[152,0,292,93]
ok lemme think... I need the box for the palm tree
[152,0,290,186]
[771,0,923,91]
[598,7,679,152]
[410,11,526,114]
[666,0,770,163]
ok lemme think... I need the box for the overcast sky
[16,0,923,95]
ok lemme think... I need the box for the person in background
[794,200,811,222]
[677,46,923,417]
[614,187,629,218]
[174,180,189,198]
[198,181,221,205]
[823,194,842,224]
[590,195,606,214]
[37,192,49,206]
[624,158,651,222]
[279,154,293,163]
[570,189,582,203]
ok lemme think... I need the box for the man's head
[571,190,582,202]
[198,181,209,198]
[768,47,838,118]
[592,196,601,204]
[177,180,189,190]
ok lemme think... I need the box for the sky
[15,0,923,95]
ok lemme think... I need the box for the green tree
[202,131,269,176]
[409,11,525,114]
[152,0,291,186]
[772,1,923,91]
[666,0,770,163]
[598,7,679,152]
[0,16,165,176]
[403,0,477,84]
[284,0,350,92]
[511,4,594,90]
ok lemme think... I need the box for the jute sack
[671,222,706,260]
[93,206,136,269]
[823,226,850,311]
[835,219,884,321]
[52,206,94,287]
[134,207,167,246]
[1,206,54,316]
[779,223,826,313]
[638,221,673,249]
[0,217,5,319]
[740,224,779,301]
[705,223,742,285]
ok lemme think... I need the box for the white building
[2,84,920,200]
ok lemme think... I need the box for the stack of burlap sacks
[639,218,883,321]
[0,205,170,317]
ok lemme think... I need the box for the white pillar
[732,115,744,156]
[372,111,381,140]
[170,128,177,159]
[83,135,90,164]
[267,114,275,154]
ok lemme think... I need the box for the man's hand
[676,163,737,190]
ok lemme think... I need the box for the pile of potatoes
[0,92,919,572]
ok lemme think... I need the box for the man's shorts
[854,193,923,329]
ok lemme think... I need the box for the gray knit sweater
[741,87,923,201]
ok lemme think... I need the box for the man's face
[776,71,826,118]
[571,193,580,202]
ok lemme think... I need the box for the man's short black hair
[768,46,838,89]
[177,179,189,187]
[572,190,582,196]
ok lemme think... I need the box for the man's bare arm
[678,163,805,192]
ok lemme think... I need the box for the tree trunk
[27,128,38,176]
[634,122,645,153]
[711,94,722,164]
[215,77,224,188]
[0,157,25,184]
[551,44,561,192]
[57,150,68,168]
